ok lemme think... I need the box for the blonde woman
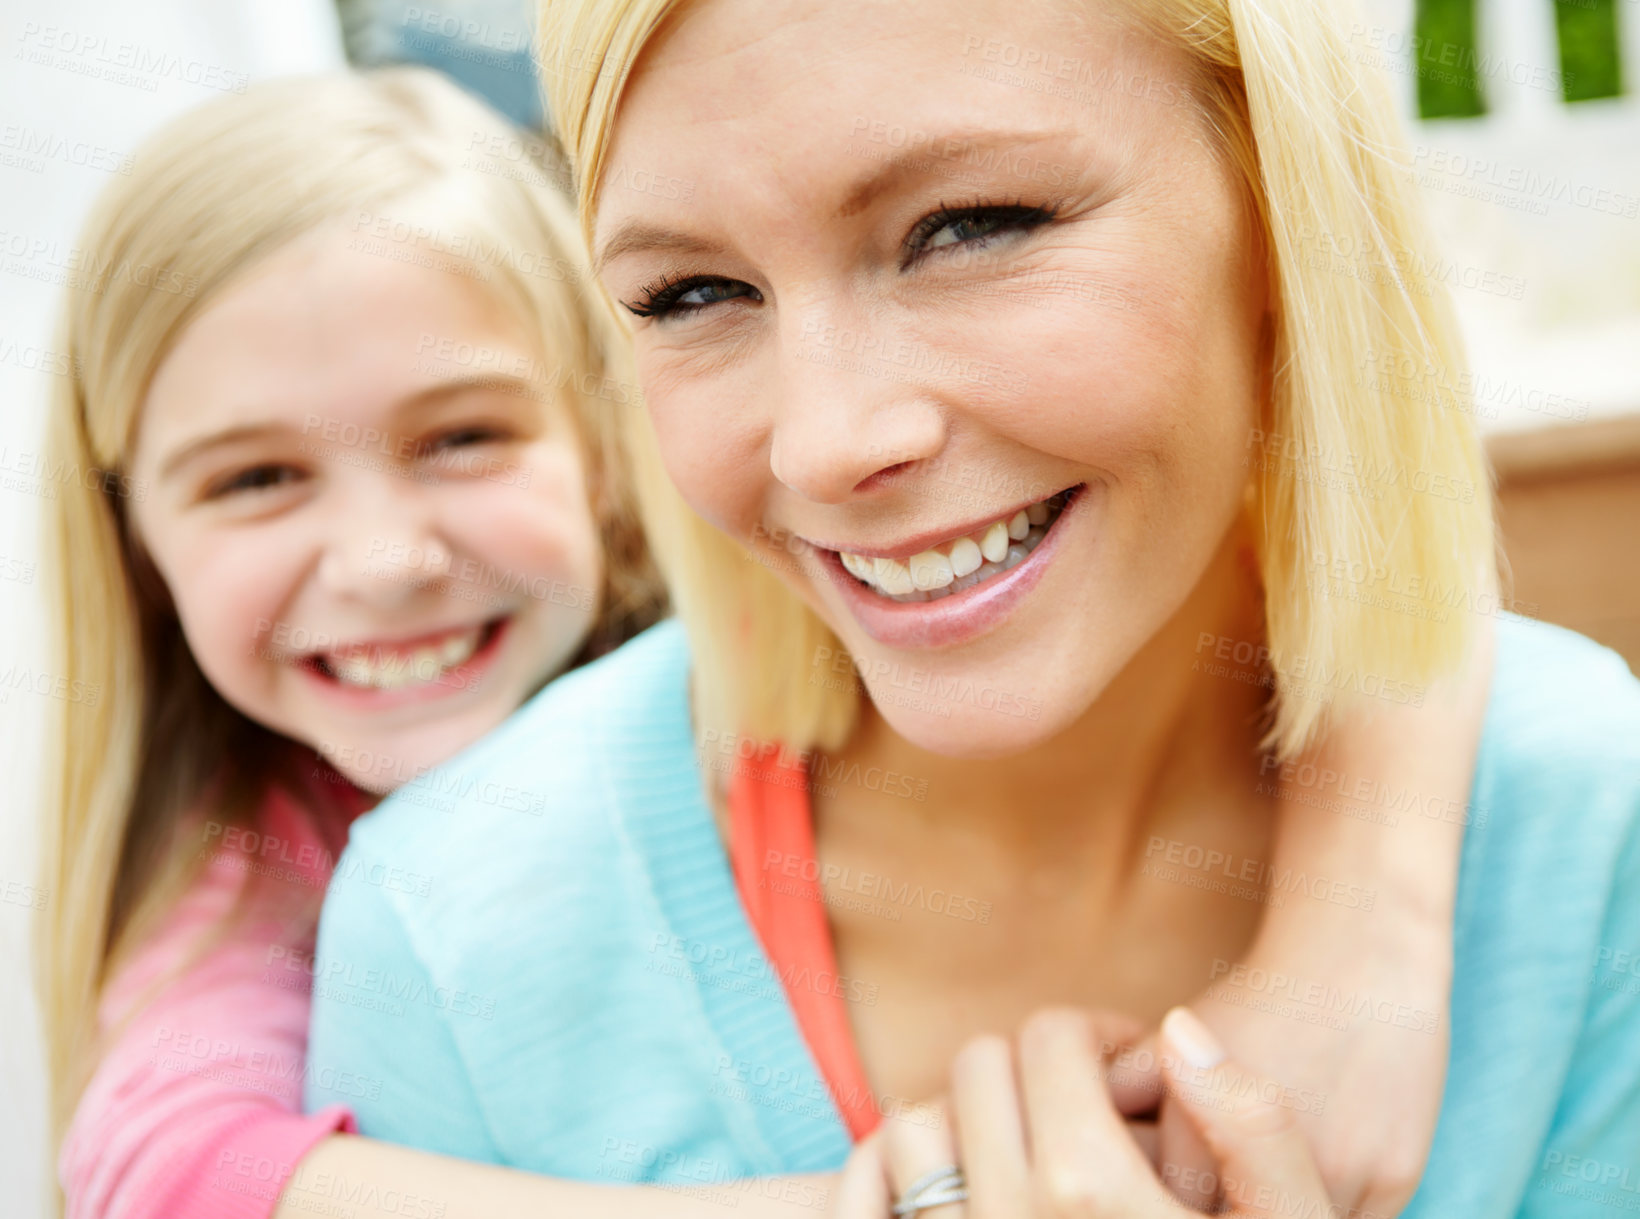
[305,1,1637,1217]
[37,68,681,1219]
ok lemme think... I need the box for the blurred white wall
[1357,0,1640,430]
[0,4,345,1213]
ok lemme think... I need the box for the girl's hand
[834,1007,1333,1218]
[1168,924,1447,1215]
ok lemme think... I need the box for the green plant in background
[1554,0,1623,103]
[1413,0,1625,118]
[1416,0,1488,119]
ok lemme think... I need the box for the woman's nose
[767,310,948,503]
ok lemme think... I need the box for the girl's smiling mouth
[297,616,510,702]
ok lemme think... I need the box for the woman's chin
[867,686,1077,761]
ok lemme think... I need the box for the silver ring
[892,1165,969,1216]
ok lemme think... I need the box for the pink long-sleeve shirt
[61,779,368,1219]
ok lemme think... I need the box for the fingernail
[1162,1007,1226,1069]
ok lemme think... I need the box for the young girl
[36,67,669,1218]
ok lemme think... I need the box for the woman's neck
[816,522,1270,874]
[808,522,1278,1096]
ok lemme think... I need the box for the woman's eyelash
[901,199,1060,269]
[622,199,1060,321]
[623,274,758,319]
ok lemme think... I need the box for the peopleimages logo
[761,848,993,924]
[1143,836,1378,911]
[1206,959,1440,1034]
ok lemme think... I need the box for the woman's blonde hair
[538,0,1496,757]
[36,67,663,1142]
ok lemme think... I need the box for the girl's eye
[903,202,1059,269]
[426,426,504,451]
[204,464,303,500]
[623,276,761,321]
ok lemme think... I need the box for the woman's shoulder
[1461,613,1639,910]
[437,613,694,786]
[325,616,704,969]
[1451,611,1639,1000]
[1425,616,1640,1215]
[1478,613,1640,811]
[344,617,694,850]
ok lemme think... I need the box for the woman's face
[596,0,1268,757]
[128,218,603,792]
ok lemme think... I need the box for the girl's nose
[315,493,453,606]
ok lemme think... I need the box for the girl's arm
[274,1138,837,1219]
[68,793,837,1219]
[1185,616,1495,1214]
[60,821,356,1219]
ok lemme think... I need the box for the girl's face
[128,220,603,793]
[595,0,1269,757]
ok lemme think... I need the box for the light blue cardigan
[307,614,1640,1215]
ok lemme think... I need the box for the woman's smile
[805,482,1091,649]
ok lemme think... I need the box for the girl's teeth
[410,647,442,679]
[1007,511,1029,541]
[325,625,484,690]
[949,537,983,578]
[335,656,377,688]
[1026,502,1049,526]
[979,521,1010,563]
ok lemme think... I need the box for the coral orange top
[727,749,881,1141]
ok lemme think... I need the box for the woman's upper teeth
[839,499,1054,598]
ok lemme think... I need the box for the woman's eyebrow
[594,227,733,275]
[833,127,1066,219]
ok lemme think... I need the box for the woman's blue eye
[206,465,301,499]
[925,213,1011,250]
[904,202,1059,268]
[622,202,1056,320]
[625,276,760,321]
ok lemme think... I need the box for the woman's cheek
[645,381,767,539]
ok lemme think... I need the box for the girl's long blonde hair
[538,0,1497,759]
[36,67,663,1142]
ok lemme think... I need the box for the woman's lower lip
[821,485,1088,650]
[296,616,511,710]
